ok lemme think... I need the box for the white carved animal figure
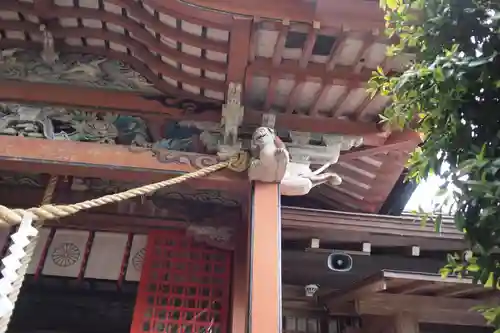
[248,127,342,196]
[281,166,342,196]
[248,127,289,183]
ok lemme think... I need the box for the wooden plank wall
[282,284,360,333]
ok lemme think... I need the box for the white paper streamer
[0,213,37,317]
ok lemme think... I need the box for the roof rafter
[321,270,498,326]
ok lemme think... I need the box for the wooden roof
[313,150,411,212]
[322,270,499,326]
[0,0,420,212]
[0,0,413,121]
[282,208,465,251]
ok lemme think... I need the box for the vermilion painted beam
[0,80,217,121]
[226,16,253,84]
[155,0,314,25]
[0,136,247,191]
[247,58,370,87]
[0,185,242,233]
[169,0,384,30]
[0,81,385,140]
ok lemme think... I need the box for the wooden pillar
[230,213,250,333]
[249,182,281,333]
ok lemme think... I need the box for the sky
[404,175,447,213]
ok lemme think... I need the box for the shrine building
[0,1,496,333]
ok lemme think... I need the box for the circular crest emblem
[132,248,146,271]
[51,242,81,267]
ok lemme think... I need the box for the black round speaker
[326,252,353,272]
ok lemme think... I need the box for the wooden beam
[285,81,306,114]
[387,281,432,295]
[145,0,234,28]
[330,88,351,117]
[310,84,332,117]
[326,31,347,71]
[244,110,381,138]
[0,185,242,232]
[249,183,281,333]
[382,270,474,285]
[0,81,386,139]
[174,0,315,26]
[0,80,218,120]
[33,0,54,17]
[339,130,421,161]
[0,136,246,191]
[322,271,387,309]
[227,16,253,84]
[313,0,384,30]
[435,285,489,298]
[247,58,369,87]
[272,21,290,66]
[356,293,494,326]
[38,212,183,234]
[264,75,280,110]
[298,23,319,69]
[281,207,464,251]
[171,0,383,30]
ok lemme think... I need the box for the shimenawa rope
[0,152,249,227]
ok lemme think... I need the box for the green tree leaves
[376,0,500,327]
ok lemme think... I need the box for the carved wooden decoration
[249,126,352,196]
[0,51,160,94]
[0,0,421,212]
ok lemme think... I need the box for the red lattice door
[131,230,232,333]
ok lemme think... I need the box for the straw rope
[0,152,249,329]
[0,152,249,227]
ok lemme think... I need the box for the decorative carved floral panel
[0,101,215,154]
[0,50,161,93]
